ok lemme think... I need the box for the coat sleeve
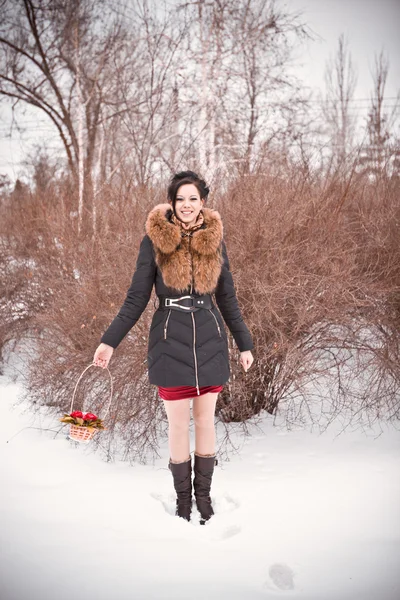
[100,234,156,349]
[214,239,254,352]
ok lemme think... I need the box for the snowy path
[1,375,399,600]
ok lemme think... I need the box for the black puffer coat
[100,203,254,392]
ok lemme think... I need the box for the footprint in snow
[213,524,241,540]
[149,492,176,517]
[264,563,295,591]
[214,492,240,513]
[150,491,241,539]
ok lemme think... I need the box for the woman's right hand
[93,343,114,369]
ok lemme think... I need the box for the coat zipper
[208,308,221,337]
[188,234,200,396]
[163,309,171,339]
[191,311,200,395]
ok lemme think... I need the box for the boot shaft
[193,454,218,523]
[168,456,193,521]
[193,454,218,489]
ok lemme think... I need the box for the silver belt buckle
[165,295,193,310]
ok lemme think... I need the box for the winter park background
[1,1,400,599]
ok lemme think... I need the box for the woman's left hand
[240,350,254,372]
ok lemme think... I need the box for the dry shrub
[215,167,400,426]
[1,179,167,462]
[1,166,399,461]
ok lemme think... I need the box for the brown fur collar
[145,203,224,294]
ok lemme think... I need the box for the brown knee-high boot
[193,453,218,525]
[168,456,193,521]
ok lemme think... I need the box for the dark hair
[167,171,210,213]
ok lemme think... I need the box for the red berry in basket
[70,411,84,418]
[83,413,98,421]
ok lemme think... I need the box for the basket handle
[69,363,113,420]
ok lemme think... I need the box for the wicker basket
[68,363,113,444]
[69,424,98,443]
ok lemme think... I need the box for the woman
[93,171,254,524]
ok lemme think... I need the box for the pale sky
[286,0,399,98]
[0,0,399,182]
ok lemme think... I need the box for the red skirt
[158,385,223,401]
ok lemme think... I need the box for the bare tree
[225,0,310,175]
[0,0,129,236]
[323,34,358,170]
[107,0,187,187]
[359,51,399,178]
[1,0,313,202]
[170,0,310,182]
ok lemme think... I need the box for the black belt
[158,294,213,312]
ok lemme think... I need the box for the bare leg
[162,398,191,463]
[193,392,218,457]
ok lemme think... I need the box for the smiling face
[171,183,205,228]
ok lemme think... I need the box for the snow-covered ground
[1,360,399,600]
